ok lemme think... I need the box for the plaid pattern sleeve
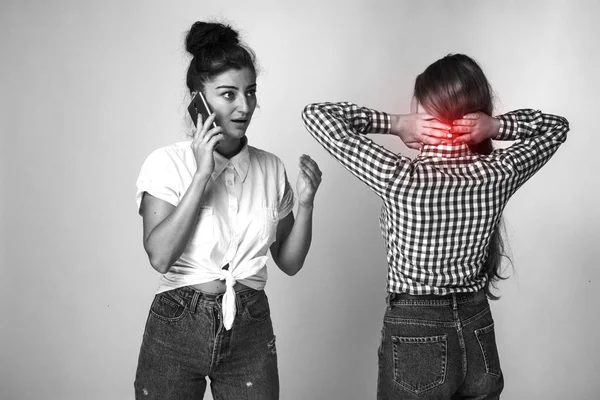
[495,109,569,190]
[302,102,407,197]
[304,102,569,297]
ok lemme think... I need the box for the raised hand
[296,154,322,208]
[451,112,500,144]
[191,113,224,178]
[390,113,453,150]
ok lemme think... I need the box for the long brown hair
[414,54,509,299]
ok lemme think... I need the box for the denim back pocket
[475,323,502,377]
[392,335,447,394]
[150,290,188,323]
[242,291,271,323]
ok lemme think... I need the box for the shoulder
[143,140,192,168]
[248,145,286,169]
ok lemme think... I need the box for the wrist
[192,171,212,184]
[489,118,501,139]
[297,202,314,212]
[389,114,405,136]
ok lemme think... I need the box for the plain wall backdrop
[2,0,599,399]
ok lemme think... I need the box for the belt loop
[451,293,458,311]
[235,290,243,315]
[476,289,486,304]
[190,290,200,313]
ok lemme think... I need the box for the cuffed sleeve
[277,161,295,220]
[135,148,182,212]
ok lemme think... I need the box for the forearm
[302,102,390,142]
[144,174,210,273]
[302,102,397,196]
[495,109,569,143]
[274,204,314,276]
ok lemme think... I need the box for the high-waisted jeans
[377,290,504,399]
[134,286,278,399]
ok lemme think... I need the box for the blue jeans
[377,290,504,399]
[134,286,279,399]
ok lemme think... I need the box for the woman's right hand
[390,113,452,150]
[191,113,224,177]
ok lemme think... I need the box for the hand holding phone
[189,105,223,177]
[188,92,219,129]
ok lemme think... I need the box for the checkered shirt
[302,102,569,295]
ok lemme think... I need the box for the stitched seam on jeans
[390,300,453,307]
[149,308,188,322]
[149,296,188,322]
[209,308,222,372]
[378,324,385,358]
[391,335,447,394]
[394,335,446,344]
[238,289,262,303]
[383,317,455,328]
[461,306,491,328]
[243,301,270,323]
[455,291,485,305]
[239,291,269,323]
[475,323,501,377]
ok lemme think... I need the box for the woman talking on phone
[133,21,322,399]
[303,54,569,399]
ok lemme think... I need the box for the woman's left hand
[296,154,322,208]
[451,112,500,144]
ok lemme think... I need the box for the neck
[215,137,243,159]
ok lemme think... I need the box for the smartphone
[188,92,218,129]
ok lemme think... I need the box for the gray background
[2,0,599,399]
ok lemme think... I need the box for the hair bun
[186,22,239,56]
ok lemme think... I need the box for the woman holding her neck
[303,54,569,399]
[134,21,321,399]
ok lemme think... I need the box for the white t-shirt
[136,138,295,328]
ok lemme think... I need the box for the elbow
[557,114,570,128]
[281,260,304,276]
[302,103,315,117]
[561,118,570,135]
[144,238,176,274]
[545,112,570,134]
[553,116,570,144]
[284,267,300,277]
[273,256,302,276]
[553,115,570,133]
[146,250,173,275]
[302,103,322,121]
[301,105,312,126]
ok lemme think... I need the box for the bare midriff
[190,280,252,295]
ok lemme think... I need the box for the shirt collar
[419,143,472,158]
[211,137,250,182]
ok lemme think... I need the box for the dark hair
[185,22,257,93]
[415,54,495,154]
[414,54,510,300]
